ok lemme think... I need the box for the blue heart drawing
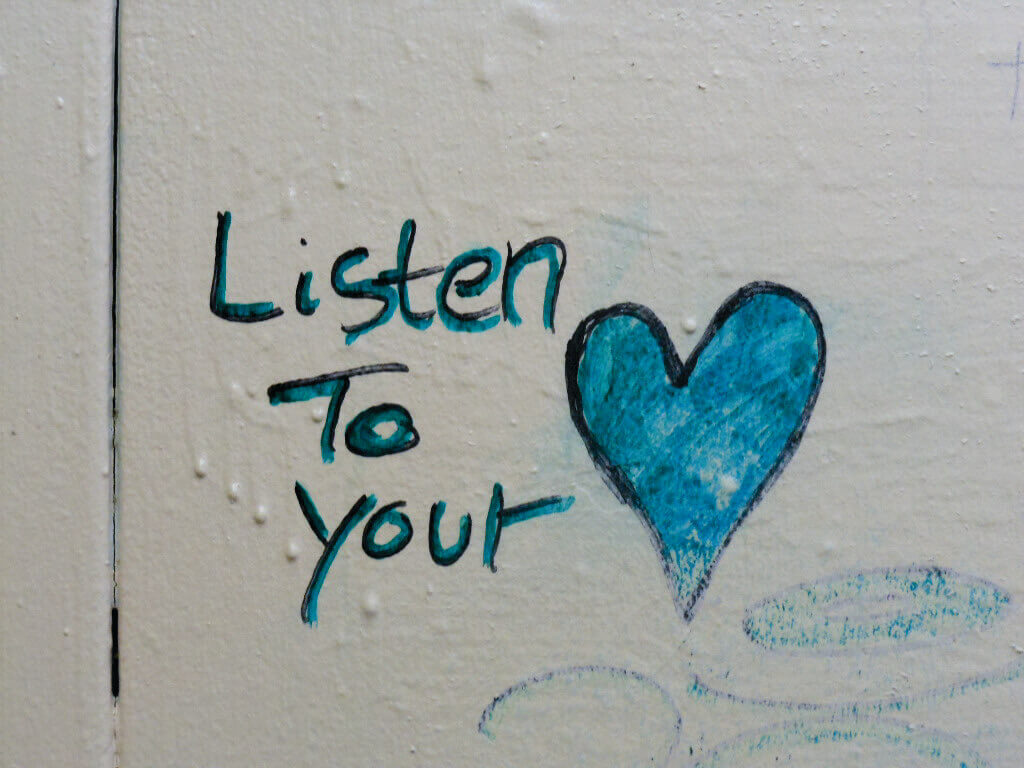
[565,282,825,621]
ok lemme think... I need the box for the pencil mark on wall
[565,282,826,622]
[479,665,682,767]
[988,41,1022,120]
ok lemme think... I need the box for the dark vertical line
[111,607,120,697]
[110,0,121,701]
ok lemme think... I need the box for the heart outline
[565,281,826,621]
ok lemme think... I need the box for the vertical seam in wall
[110,0,121,719]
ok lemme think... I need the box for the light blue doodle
[744,566,1011,652]
[480,665,682,767]
[686,717,989,767]
[688,655,1024,716]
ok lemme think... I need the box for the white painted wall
[0,3,115,766]
[4,2,1024,766]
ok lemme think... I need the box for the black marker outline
[268,364,410,463]
[343,402,420,458]
[436,249,502,327]
[295,270,319,316]
[372,219,442,329]
[331,247,393,337]
[502,236,567,332]
[428,501,472,566]
[294,481,329,545]
[372,265,445,285]
[482,485,575,572]
[301,493,376,625]
[361,500,414,559]
[564,281,826,622]
[266,363,410,401]
[209,211,284,322]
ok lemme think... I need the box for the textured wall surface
[0,2,115,766]
[116,4,1024,765]
[6,2,1024,766]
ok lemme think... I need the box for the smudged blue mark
[689,717,988,767]
[566,283,825,621]
[687,656,1024,716]
[744,566,1011,653]
[479,665,681,767]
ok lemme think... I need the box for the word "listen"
[209,212,568,343]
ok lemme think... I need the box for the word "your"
[294,481,575,624]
